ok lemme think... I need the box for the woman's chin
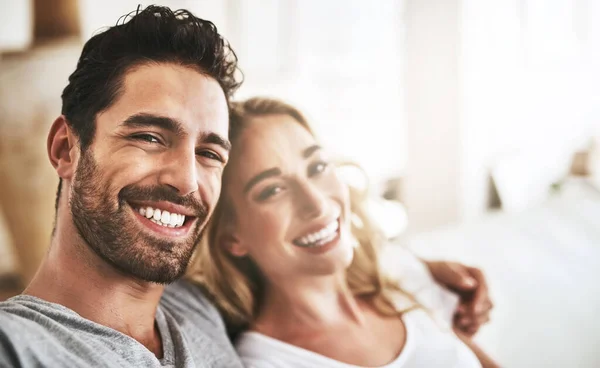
[296,243,355,276]
[339,227,357,266]
[324,237,357,273]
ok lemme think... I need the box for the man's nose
[158,148,199,196]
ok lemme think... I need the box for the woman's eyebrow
[244,168,282,193]
[303,144,321,158]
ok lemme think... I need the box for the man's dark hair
[55,5,242,212]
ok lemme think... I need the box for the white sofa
[395,179,600,367]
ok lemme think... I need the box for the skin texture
[25,63,230,356]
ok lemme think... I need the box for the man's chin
[90,238,197,285]
[107,256,190,285]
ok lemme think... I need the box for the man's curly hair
[61,5,242,150]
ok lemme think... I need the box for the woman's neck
[252,272,367,339]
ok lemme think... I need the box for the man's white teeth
[137,207,186,228]
[161,211,170,224]
[169,213,179,227]
[296,220,339,248]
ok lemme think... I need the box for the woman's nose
[296,181,328,220]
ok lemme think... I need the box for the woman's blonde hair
[186,97,416,330]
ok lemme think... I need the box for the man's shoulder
[161,280,243,367]
[161,279,223,330]
[0,296,105,367]
[161,279,215,311]
[0,295,70,331]
[0,298,52,364]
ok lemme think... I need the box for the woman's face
[224,114,355,280]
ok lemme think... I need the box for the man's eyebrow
[120,113,184,135]
[244,168,281,193]
[303,145,321,158]
[201,132,232,152]
[120,114,231,151]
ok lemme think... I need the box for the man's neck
[24,219,165,357]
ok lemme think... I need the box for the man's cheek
[206,170,225,202]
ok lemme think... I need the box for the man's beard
[69,151,208,284]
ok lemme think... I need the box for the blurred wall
[0,0,33,52]
[459,0,599,218]
[403,0,600,232]
[0,40,81,281]
[404,0,462,231]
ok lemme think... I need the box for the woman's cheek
[250,209,286,244]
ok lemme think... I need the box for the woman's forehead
[229,115,316,178]
[237,115,314,156]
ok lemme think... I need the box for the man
[0,5,491,367]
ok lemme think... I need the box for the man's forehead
[99,63,229,137]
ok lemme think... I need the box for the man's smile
[127,201,198,238]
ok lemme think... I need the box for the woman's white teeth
[137,206,186,228]
[296,220,339,247]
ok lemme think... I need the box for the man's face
[69,63,230,284]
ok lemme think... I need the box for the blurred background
[1,0,599,366]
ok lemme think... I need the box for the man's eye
[197,150,224,163]
[132,134,160,144]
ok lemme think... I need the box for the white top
[234,245,482,368]
[236,308,481,368]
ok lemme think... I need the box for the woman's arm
[454,327,501,368]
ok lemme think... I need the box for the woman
[188,97,499,367]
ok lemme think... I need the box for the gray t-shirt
[0,280,243,368]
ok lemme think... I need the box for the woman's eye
[257,186,283,201]
[132,134,160,144]
[309,161,329,177]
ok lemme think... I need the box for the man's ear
[47,115,78,180]
[219,232,249,257]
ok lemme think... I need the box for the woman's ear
[47,115,78,180]
[220,232,249,257]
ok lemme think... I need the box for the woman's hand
[424,261,493,336]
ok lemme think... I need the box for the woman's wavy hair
[186,97,416,332]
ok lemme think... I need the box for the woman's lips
[292,218,343,254]
[295,227,341,255]
[293,218,340,247]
